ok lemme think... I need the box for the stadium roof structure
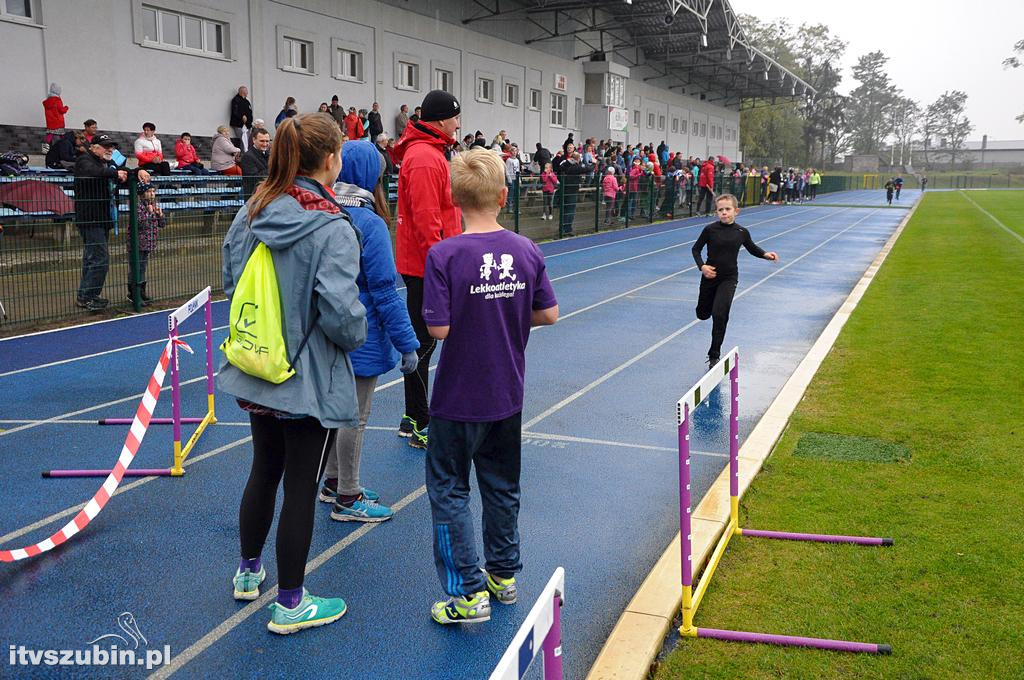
[462,0,815,109]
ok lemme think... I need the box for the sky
[729,0,1024,141]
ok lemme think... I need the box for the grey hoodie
[218,176,367,428]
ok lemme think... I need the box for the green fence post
[624,181,631,230]
[557,178,565,239]
[514,174,520,234]
[594,172,601,233]
[127,174,142,313]
[647,175,655,224]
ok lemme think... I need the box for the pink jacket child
[541,169,559,194]
[602,171,620,199]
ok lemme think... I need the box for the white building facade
[0,0,740,158]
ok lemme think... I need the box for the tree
[819,92,852,165]
[792,24,847,165]
[1003,39,1024,123]
[848,51,897,155]
[887,94,920,167]
[924,90,973,167]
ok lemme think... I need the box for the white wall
[0,0,741,158]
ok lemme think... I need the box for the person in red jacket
[697,156,716,216]
[343,107,365,141]
[393,89,462,449]
[42,83,69,153]
[174,132,209,174]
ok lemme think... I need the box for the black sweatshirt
[691,221,767,278]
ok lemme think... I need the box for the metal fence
[0,166,895,336]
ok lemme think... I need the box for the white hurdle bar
[490,567,565,680]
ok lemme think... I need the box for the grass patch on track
[653,190,1024,679]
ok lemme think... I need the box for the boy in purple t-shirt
[422,148,559,624]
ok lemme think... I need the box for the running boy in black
[691,193,778,366]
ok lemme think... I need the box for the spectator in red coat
[175,132,209,174]
[697,156,716,215]
[42,83,69,153]
[134,123,172,175]
[344,107,365,141]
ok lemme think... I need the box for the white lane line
[148,484,428,680]
[960,191,1024,245]
[523,431,725,457]
[0,324,230,379]
[523,210,881,430]
[0,436,252,545]
[626,295,697,303]
[1,208,847,437]
[549,209,800,283]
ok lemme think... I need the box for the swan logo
[8,612,171,670]
[87,612,147,649]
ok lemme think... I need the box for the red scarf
[285,183,340,214]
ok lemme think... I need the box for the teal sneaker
[486,573,518,604]
[319,480,379,504]
[330,497,393,523]
[232,566,266,601]
[408,424,428,450]
[267,590,347,634]
[431,591,491,625]
[360,487,380,503]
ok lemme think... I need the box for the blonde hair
[450,148,505,212]
[248,113,342,220]
[715,193,739,209]
[217,125,230,136]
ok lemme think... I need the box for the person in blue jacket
[320,140,420,522]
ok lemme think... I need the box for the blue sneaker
[330,497,393,523]
[232,566,266,601]
[320,480,379,504]
[267,590,347,634]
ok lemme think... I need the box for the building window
[647,112,655,129]
[633,110,640,126]
[336,48,363,81]
[141,5,226,56]
[529,88,541,111]
[658,115,665,131]
[700,122,706,137]
[671,118,678,133]
[503,82,519,108]
[283,37,312,73]
[550,93,566,127]
[476,77,494,103]
[681,120,688,135]
[605,73,625,109]
[398,61,419,90]
[575,97,583,129]
[2,0,31,19]
[692,121,698,135]
[434,68,453,93]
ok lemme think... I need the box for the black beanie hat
[419,90,461,122]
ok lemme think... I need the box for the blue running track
[0,190,916,679]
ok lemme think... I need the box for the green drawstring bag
[221,242,315,384]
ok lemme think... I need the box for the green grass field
[654,190,1024,679]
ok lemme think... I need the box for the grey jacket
[218,177,367,428]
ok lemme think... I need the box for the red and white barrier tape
[0,339,187,562]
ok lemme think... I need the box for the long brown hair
[247,113,341,220]
[373,157,392,224]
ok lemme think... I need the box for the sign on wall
[553,73,567,91]
[608,107,628,131]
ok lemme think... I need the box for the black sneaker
[319,478,338,504]
[706,355,720,369]
[398,414,414,439]
[78,298,108,311]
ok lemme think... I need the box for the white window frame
[335,47,363,82]
[435,68,453,93]
[476,77,494,104]
[605,73,625,109]
[0,0,35,24]
[134,1,229,59]
[283,37,312,73]
[700,122,706,137]
[397,60,420,91]
[503,81,520,108]
[550,92,566,128]
[692,121,698,136]
[647,112,655,129]
[575,97,583,130]
[529,88,541,111]
[633,110,640,126]
[658,115,666,132]
[672,118,679,134]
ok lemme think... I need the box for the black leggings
[695,275,738,360]
[402,275,438,429]
[239,413,335,590]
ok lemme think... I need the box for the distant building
[911,138,1024,168]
